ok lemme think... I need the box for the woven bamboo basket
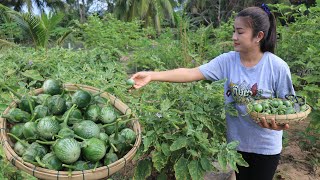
[0,83,142,180]
[248,100,311,125]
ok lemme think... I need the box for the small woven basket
[0,83,142,180]
[248,100,311,125]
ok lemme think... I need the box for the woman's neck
[240,51,264,67]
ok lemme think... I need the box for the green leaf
[229,157,238,173]
[187,149,199,157]
[218,152,227,171]
[200,157,213,171]
[174,157,191,180]
[151,150,167,172]
[161,143,171,156]
[234,152,249,168]
[157,172,167,180]
[160,98,174,111]
[143,134,156,152]
[226,141,239,150]
[170,137,188,151]
[133,159,152,180]
[5,68,16,76]
[188,160,204,180]
[20,70,44,81]
[163,133,175,140]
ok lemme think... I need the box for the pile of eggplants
[2,79,137,171]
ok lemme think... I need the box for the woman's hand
[258,117,289,131]
[130,71,152,89]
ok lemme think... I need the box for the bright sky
[22,0,108,15]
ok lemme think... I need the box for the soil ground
[273,118,320,180]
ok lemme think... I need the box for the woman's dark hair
[236,6,277,53]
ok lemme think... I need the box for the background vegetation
[0,0,319,179]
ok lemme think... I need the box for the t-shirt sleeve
[275,63,295,98]
[199,53,227,81]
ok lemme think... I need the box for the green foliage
[0,47,130,110]
[0,5,69,49]
[76,14,151,52]
[113,0,176,34]
[273,3,320,169]
[130,80,247,179]
[0,21,23,42]
[0,2,320,178]
[0,145,36,179]
[128,16,234,71]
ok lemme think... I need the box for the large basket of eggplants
[0,79,141,180]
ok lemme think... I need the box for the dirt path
[274,119,320,180]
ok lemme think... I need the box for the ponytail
[261,5,277,53]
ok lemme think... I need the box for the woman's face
[232,17,260,53]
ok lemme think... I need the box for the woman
[130,4,294,180]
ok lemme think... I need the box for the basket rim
[0,83,142,180]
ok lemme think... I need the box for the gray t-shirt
[199,51,295,155]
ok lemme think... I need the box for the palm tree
[114,0,176,34]
[182,0,285,27]
[0,4,65,50]
[1,0,65,13]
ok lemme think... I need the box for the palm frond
[0,5,46,48]
[153,11,161,34]
[10,12,47,48]
[160,0,175,24]
[56,29,73,47]
[42,12,64,30]
[25,0,34,13]
[140,0,150,17]
[0,39,17,48]
[125,0,132,12]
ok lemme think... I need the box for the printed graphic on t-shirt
[226,80,263,104]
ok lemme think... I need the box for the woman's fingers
[258,117,290,131]
[270,119,278,129]
[259,117,270,128]
[131,72,151,89]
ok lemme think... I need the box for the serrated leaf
[218,152,227,171]
[188,160,204,180]
[170,137,188,151]
[163,133,175,140]
[187,149,199,157]
[133,159,152,180]
[229,157,238,173]
[151,150,167,172]
[174,157,191,180]
[234,152,249,167]
[143,134,156,152]
[5,69,16,76]
[161,143,171,156]
[226,141,239,150]
[200,157,213,171]
[160,98,174,111]
[20,70,44,81]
